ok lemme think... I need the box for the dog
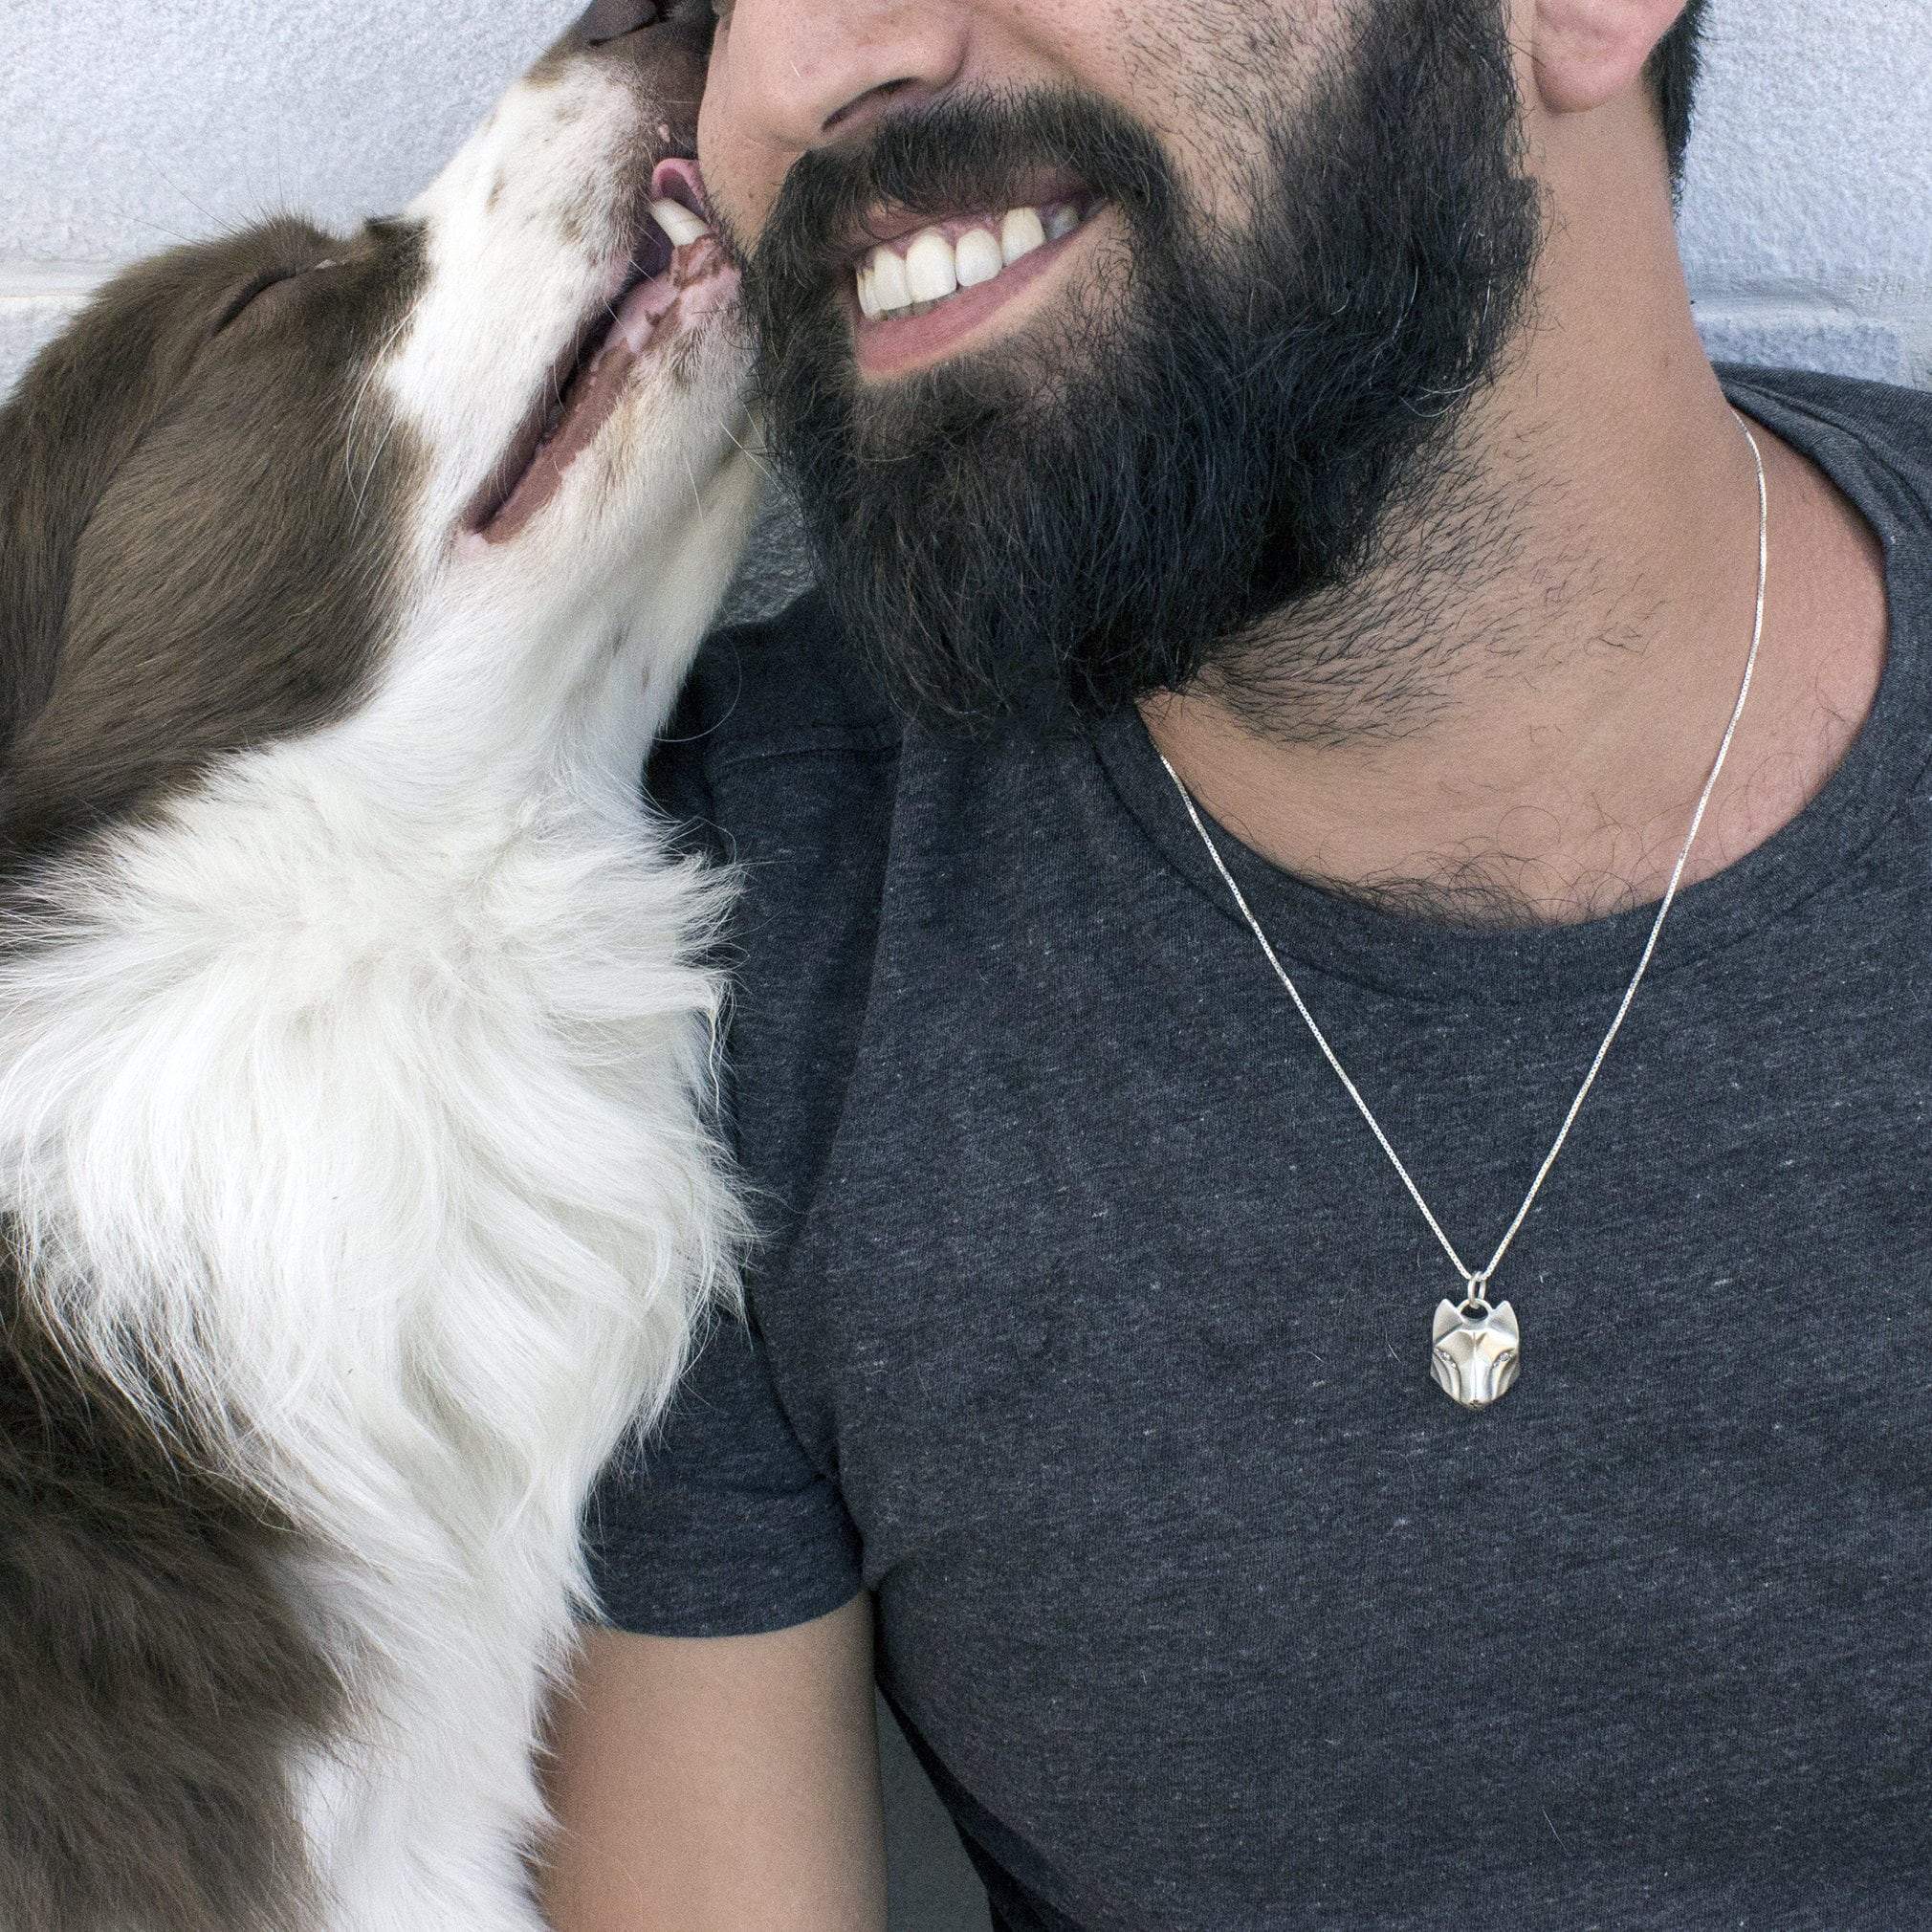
[0,4,758,1926]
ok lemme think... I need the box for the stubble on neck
[1145,94,1886,933]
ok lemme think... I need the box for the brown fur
[525,0,712,111]
[0,219,428,1929]
[0,218,426,872]
[0,1235,344,1932]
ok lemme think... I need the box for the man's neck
[1141,160,1889,932]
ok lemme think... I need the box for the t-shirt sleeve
[584,1308,865,1637]
[587,605,890,1638]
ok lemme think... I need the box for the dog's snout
[569,0,670,48]
[557,0,713,103]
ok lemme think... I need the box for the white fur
[0,37,759,1932]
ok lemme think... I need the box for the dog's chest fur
[0,722,737,1926]
[5,729,730,1528]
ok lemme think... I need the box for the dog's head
[0,0,756,866]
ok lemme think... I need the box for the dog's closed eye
[212,260,337,335]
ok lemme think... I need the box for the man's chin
[745,0,1546,731]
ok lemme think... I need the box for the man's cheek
[694,70,758,252]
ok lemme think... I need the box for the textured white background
[5,2,1932,394]
[2,3,1928,1926]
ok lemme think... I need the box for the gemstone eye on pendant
[1430,1297,1521,1409]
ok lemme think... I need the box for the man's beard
[733,0,1547,735]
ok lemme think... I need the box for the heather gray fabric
[589,367,1932,1929]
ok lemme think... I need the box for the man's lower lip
[847,211,1096,379]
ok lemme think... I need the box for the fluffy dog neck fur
[1,633,736,1517]
[0,606,744,1921]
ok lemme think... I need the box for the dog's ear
[0,252,220,781]
[0,225,412,866]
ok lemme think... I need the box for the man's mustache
[730,88,1177,305]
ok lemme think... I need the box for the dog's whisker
[341,305,423,509]
[139,154,226,235]
[721,419,778,486]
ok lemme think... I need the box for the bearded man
[544,0,1930,1925]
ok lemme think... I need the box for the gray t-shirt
[590,368,1932,1929]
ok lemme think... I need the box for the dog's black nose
[570,0,667,46]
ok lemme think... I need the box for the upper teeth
[651,196,714,247]
[856,201,1086,321]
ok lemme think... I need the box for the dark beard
[733,0,1547,734]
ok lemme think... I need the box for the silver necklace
[1159,413,1769,1411]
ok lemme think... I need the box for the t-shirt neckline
[1088,370,1932,1008]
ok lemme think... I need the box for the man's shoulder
[1719,363,1932,512]
[649,589,903,817]
[645,589,907,986]
[646,593,910,1210]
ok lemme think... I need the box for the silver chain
[1159,413,1769,1303]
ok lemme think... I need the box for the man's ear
[1529,0,1688,117]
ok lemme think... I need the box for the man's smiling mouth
[831,182,1108,379]
[852,194,1097,321]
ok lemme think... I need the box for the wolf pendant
[1430,1297,1522,1409]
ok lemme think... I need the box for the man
[545,0,1930,1924]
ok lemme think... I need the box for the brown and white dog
[0,5,757,1927]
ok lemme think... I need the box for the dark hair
[1648,0,1711,194]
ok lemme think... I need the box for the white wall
[1678,1,1932,381]
[5,1,1931,397]
[0,1,554,383]
[2,4,1927,1927]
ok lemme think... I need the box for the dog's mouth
[462,165,735,546]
